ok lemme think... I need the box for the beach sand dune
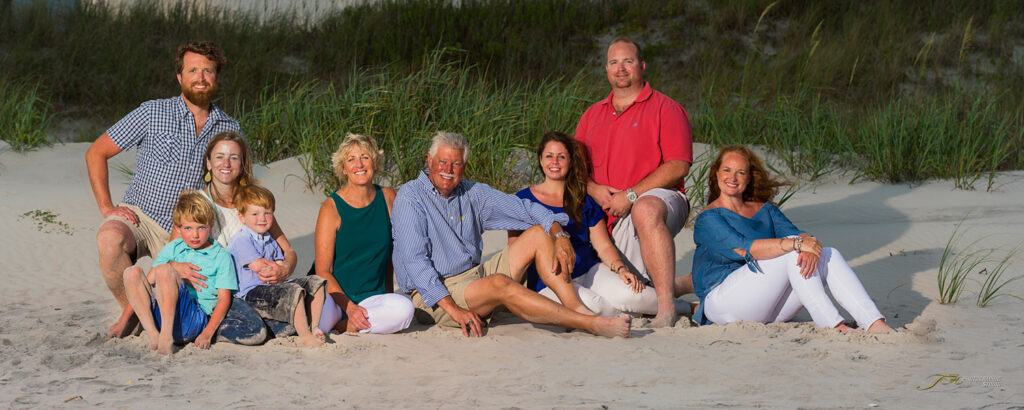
[1,142,1021,408]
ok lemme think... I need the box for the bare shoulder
[700,200,722,213]
[381,186,397,202]
[318,195,340,219]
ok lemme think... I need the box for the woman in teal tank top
[313,134,414,335]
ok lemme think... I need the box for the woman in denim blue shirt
[692,146,894,333]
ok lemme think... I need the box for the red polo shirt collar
[598,82,654,114]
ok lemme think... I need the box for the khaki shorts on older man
[410,248,512,328]
[101,204,170,262]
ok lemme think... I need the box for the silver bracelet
[795,236,803,253]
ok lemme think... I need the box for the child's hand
[194,333,212,350]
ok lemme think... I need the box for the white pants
[539,263,660,317]
[611,188,689,281]
[318,293,414,334]
[704,248,884,329]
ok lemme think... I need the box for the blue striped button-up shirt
[108,96,241,232]
[392,171,569,307]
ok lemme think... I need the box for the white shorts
[610,188,689,281]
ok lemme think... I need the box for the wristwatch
[625,188,638,203]
[554,231,570,240]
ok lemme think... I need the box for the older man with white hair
[392,132,630,338]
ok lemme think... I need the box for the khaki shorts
[410,248,512,328]
[101,204,170,261]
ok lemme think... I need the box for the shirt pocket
[148,132,181,165]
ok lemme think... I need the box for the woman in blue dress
[692,145,894,333]
[509,131,692,316]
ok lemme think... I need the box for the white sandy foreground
[1,141,1022,408]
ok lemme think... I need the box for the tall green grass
[234,51,1022,198]
[2,0,1022,190]
[694,91,1021,189]
[936,217,989,305]
[4,0,1022,119]
[238,49,590,193]
[851,94,1021,188]
[0,78,52,152]
[976,244,1023,307]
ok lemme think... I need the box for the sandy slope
[0,142,1021,408]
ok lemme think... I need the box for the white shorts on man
[540,188,689,316]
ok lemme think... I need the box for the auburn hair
[707,145,789,205]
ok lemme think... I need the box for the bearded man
[86,41,245,339]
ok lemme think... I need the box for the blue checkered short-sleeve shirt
[108,96,241,232]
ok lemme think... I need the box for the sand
[1,141,1022,408]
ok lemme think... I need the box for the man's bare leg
[463,274,629,338]
[506,225,594,316]
[123,266,158,350]
[97,220,139,338]
[674,274,693,297]
[632,196,677,328]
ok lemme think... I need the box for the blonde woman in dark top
[313,134,413,334]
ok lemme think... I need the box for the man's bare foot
[646,311,677,328]
[156,339,174,355]
[835,323,860,334]
[867,319,896,333]
[313,328,327,342]
[107,309,138,339]
[590,315,631,338]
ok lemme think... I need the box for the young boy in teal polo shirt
[123,190,238,355]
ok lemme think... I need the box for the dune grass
[2,0,1023,192]
[936,217,990,305]
[851,94,1021,188]
[935,215,1024,307]
[976,244,1023,307]
[237,48,591,194]
[0,78,52,152]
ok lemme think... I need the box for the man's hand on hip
[607,191,633,217]
[102,206,140,226]
[588,181,620,209]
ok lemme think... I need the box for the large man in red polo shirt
[575,37,693,328]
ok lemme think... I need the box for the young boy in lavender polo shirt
[227,185,328,347]
[123,191,238,355]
